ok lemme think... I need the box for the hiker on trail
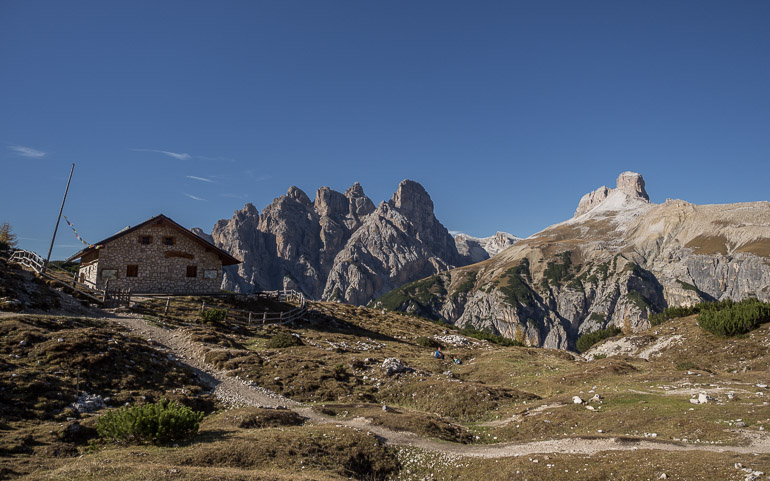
[435,347,444,359]
[453,357,462,365]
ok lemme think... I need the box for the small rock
[572,396,583,404]
[589,394,602,403]
[382,358,409,376]
[735,421,747,428]
[71,392,106,413]
[585,405,596,411]
[697,393,713,404]
[659,474,667,480]
[382,405,392,412]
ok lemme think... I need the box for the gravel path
[50,312,770,458]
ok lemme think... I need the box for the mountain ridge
[208,180,515,304]
[374,172,770,349]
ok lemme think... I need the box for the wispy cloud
[184,193,206,201]
[186,175,213,183]
[449,230,463,236]
[9,145,46,158]
[131,148,191,161]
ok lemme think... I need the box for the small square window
[127,265,138,277]
[204,269,218,279]
[139,236,152,245]
[163,237,175,246]
[186,265,197,278]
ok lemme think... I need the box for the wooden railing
[9,249,45,273]
[197,289,307,326]
[136,289,308,327]
[9,249,107,304]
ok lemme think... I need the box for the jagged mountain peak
[345,181,365,198]
[287,186,312,205]
[616,171,649,201]
[389,179,434,217]
[575,171,650,218]
[211,179,465,303]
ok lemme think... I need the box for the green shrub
[543,251,572,286]
[415,336,440,348]
[698,298,770,336]
[200,308,227,322]
[265,332,303,348]
[499,259,536,306]
[96,400,204,445]
[648,299,738,326]
[625,291,650,311]
[456,326,520,347]
[576,325,622,353]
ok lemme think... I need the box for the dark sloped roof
[66,214,240,266]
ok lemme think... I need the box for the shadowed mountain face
[374,172,770,350]
[209,180,508,305]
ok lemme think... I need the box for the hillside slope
[374,172,770,349]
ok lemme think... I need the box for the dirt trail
[44,312,770,458]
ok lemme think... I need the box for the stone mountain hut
[66,214,240,294]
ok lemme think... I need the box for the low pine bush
[415,336,440,348]
[96,399,204,445]
[577,325,622,353]
[698,298,770,336]
[200,308,227,323]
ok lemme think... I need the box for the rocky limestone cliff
[455,232,520,263]
[375,172,770,350]
[575,171,649,217]
[321,180,464,305]
[211,180,470,305]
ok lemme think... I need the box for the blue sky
[1,1,769,259]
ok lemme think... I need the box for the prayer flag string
[63,216,102,249]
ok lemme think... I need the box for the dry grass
[4,282,770,479]
[685,234,729,255]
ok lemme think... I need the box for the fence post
[201,301,205,312]
[164,297,170,315]
[262,312,266,325]
[248,311,252,326]
[103,280,109,302]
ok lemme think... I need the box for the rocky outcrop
[575,171,649,217]
[321,180,464,305]
[455,232,519,263]
[375,172,770,350]
[211,180,467,305]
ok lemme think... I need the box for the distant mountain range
[372,172,770,349]
[205,180,518,305]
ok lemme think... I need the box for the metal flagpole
[42,163,75,275]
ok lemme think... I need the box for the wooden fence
[140,289,308,327]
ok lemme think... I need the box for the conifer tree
[0,222,17,252]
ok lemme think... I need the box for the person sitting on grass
[435,346,444,359]
[453,357,462,365]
